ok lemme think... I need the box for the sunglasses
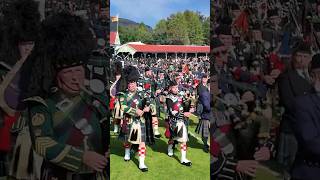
[212,50,227,56]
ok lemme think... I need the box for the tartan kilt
[118,116,146,144]
[155,96,161,117]
[277,132,297,168]
[112,102,123,120]
[8,127,40,180]
[195,119,210,138]
[143,113,154,145]
[169,119,188,143]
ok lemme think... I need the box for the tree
[119,26,136,43]
[118,10,209,45]
[119,23,153,44]
[166,12,190,45]
[184,10,204,45]
[136,23,153,43]
[202,16,210,45]
[153,19,168,44]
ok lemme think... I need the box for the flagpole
[116,14,119,33]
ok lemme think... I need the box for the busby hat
[124,65,140,82]
[24,12,95,97]
[2,0,40,42]
[41,12,95,71]
[215,24,232,35]
[292,41,311,55]
[114,61,123,76]
[220,16,233,26]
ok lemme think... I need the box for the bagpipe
[215,92,271,134]
[221,77,266,98]
[86,49,110,179]
[0,56,29,116]
[308,16,320,52]
[154,84,168,105]
[155,78,170,103]
[140,93,155,144]
[215,93,243,113]
[287,0,303,38]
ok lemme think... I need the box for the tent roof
[110,31,120,45]
[116,43,209,55]
[128,44,210,53]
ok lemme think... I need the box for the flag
[111,16,119,22]
[233,10,249,34]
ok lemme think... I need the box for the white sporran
[128,121,141,144]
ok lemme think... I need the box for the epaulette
[23,96,48,107]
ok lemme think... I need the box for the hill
[110,17,152,32]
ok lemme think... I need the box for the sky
[110,0,210,28]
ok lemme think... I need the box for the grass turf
[110,113,210,180]
[110,113,281,180]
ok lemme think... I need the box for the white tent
[115,42,145,55]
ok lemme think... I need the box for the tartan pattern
[277,132,298,168]
[211,152,237,180]
[124,120,146,144]
[166,93,189,142]
[138,77,156,98]
[118,115,146,142]
[118,91,147,144]
[27,91,104,176]
[195,119,210,138]
[168,119,188,143]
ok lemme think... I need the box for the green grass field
[110,113,282,180]
[110,113,210,180]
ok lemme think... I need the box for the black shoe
[203,146,209,153]
[139,167,148,172]
[181,161,192,166]
[155,134,162,138]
